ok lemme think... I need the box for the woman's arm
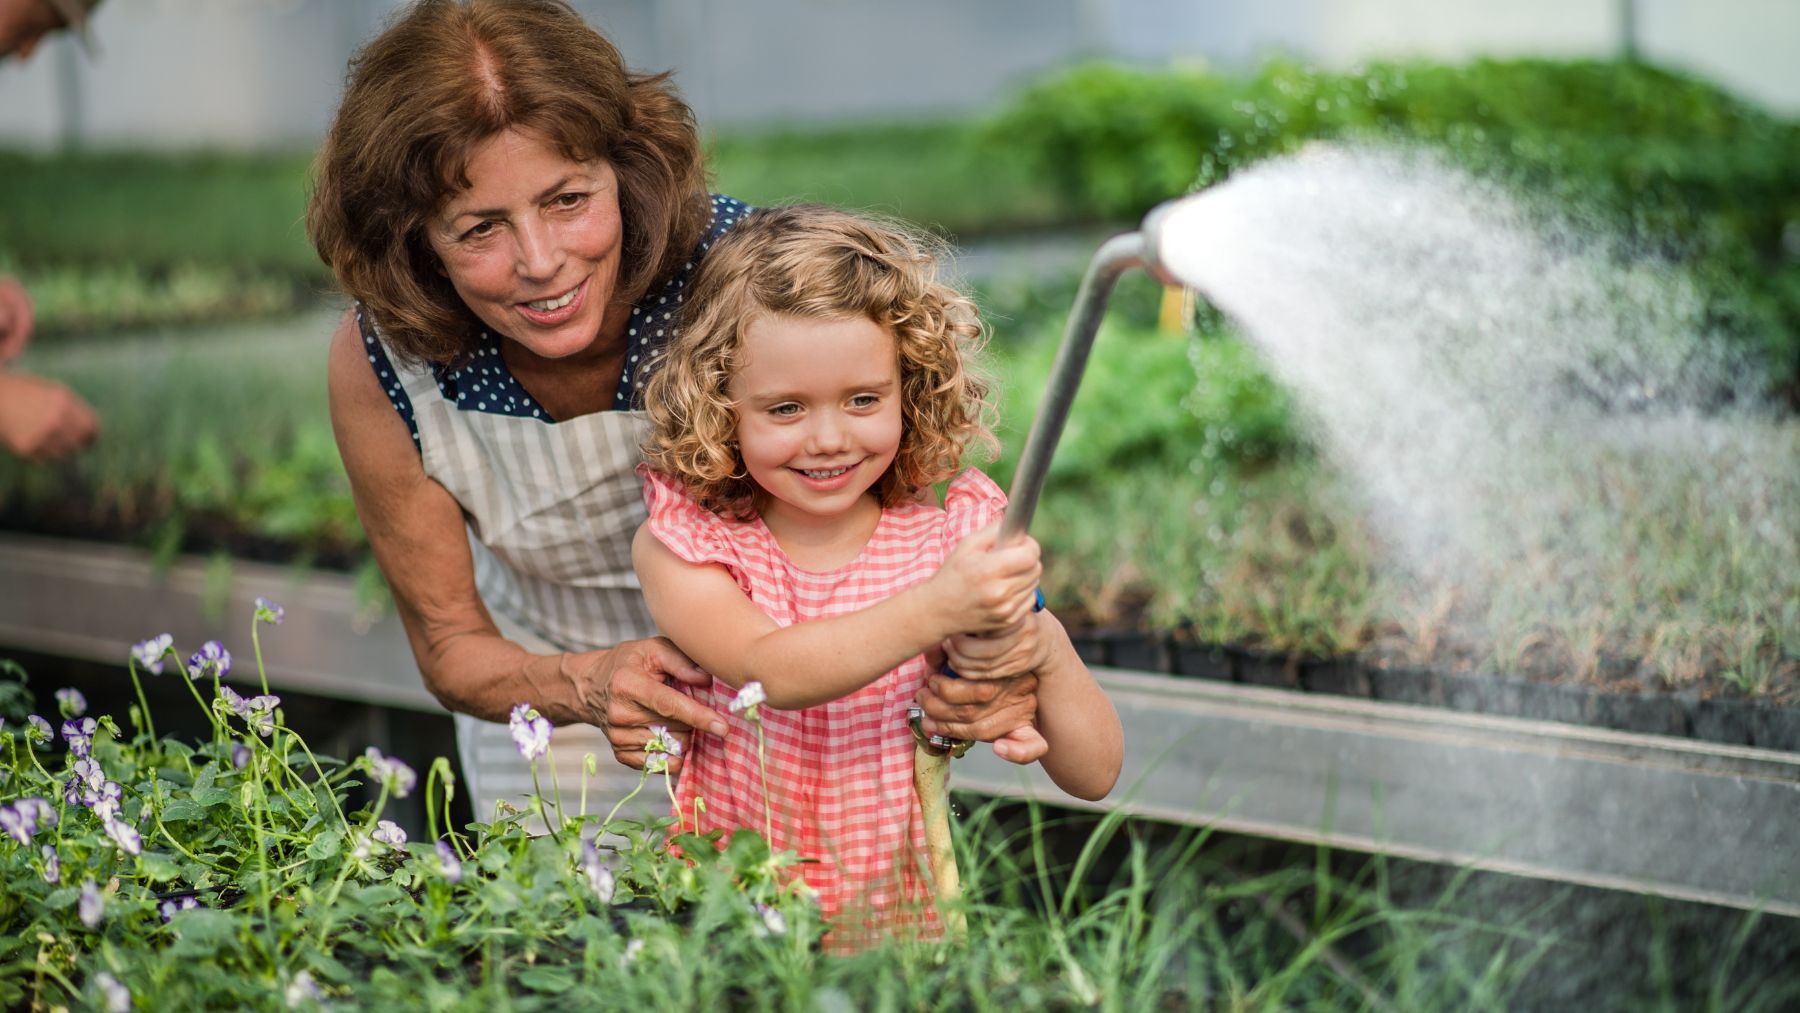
[326,310,728,763]
[631,518,1042,710]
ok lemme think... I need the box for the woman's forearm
[412,624,587,725]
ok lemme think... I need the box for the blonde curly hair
[641,205,997,519]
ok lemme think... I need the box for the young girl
[633,205,1122,931]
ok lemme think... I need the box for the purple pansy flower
[62,717,97,757]
[372,819,407,850]
[55,687,87,718]
[102,816,142,856]
[363,747,417,799]
[94,971,130,1012]
[41,844,59,883]
[0,797,55,845]
[435,839,463,884]
[254,596,285,625]
[580,837,616,904]
[131,633,173,674]
[185,640,232,681]
[79,878,104,928]
[508,703,551,762]
[158,894,200,922]
[25,714,52,745]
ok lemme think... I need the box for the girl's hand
[991,723,1049,765]
[942,613,1051,682]
[929,520,1042,634]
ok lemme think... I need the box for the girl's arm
[1029,611,1123,801]
[632,518,1042,710]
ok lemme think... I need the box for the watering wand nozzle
[999,192,1210,542]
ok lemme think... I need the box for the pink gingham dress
[639,465,1007,930]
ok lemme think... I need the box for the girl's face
[426,127,625,361]
[730,313,903,529]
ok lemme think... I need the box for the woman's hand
[928,520,1042,634]
[567,637,726,773]
[914,667,1046,763]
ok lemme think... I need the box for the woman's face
[426,128,625,361]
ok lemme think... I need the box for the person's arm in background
[0,275,99,462]
[326,309,727,768]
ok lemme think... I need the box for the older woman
[308,0,1042,819]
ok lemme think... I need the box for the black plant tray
[1072,627,1800,754]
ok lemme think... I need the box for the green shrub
[986,58,1800,394]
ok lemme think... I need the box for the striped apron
[387,352,667,825]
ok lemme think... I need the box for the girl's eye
[769,403,801,417]
[849,394,880,409]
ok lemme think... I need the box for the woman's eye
[554,192,586,209]
[462,221,496,240]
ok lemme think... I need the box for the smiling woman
[303,0,1043,824]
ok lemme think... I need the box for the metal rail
[4,534,1797,915]
[955,669,1800,917]
[0,533,435,712]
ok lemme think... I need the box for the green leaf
[160,799,206,822]
[518,967,577,994]
[306,831,343,861]
[139,851,182,883]
[43,887,78,910]
[194,786,236,809]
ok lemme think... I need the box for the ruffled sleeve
[941,468,1009,545]
[637,464,739,568]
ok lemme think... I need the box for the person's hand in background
[0,275,100,461]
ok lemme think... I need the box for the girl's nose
[807,413,852,454]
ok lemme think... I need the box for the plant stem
[250,619,272,697]
[126,659,158,744]
[528,759,559,841]
[600,767,650,832]
[754,720,774,846]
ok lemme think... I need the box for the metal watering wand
[909,193,1213,936]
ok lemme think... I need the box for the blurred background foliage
[1,54,1794,678]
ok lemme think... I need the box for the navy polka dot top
[359,194,749,445]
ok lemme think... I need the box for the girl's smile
[731,313,903,551]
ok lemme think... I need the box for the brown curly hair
[305,0,710,366]
[641,205,997,519]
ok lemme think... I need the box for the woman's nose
[513,219,564,281]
